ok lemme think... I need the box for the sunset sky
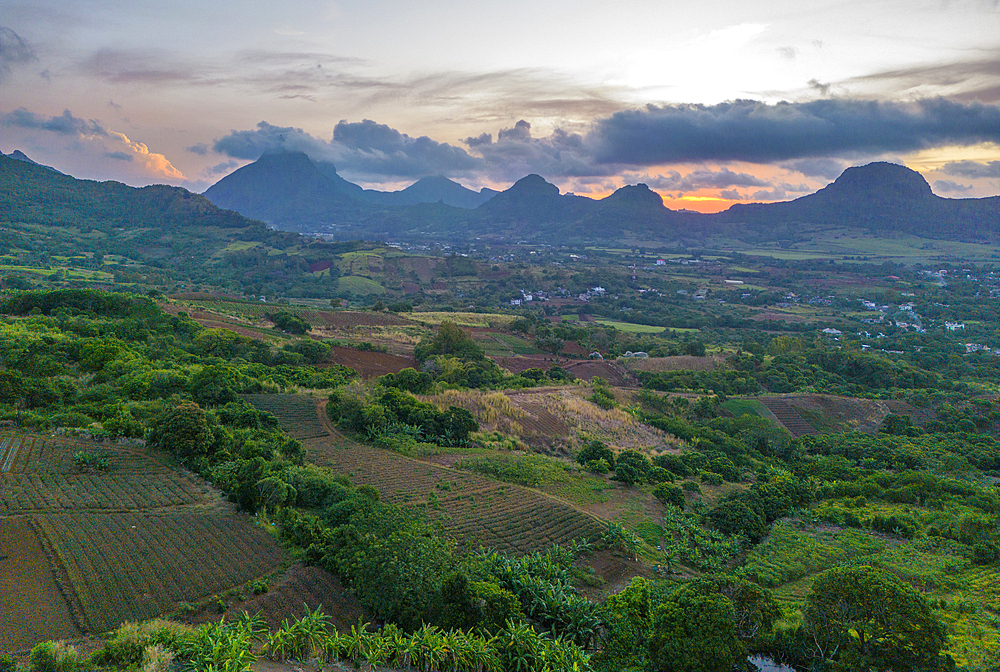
[1,0,999,212]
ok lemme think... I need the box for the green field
[594,319,666,333]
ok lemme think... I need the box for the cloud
[464,133,492,148]
[2,108,109,137]
[213,119,481,179]
[208,160,239,175]
[783,157,847,179]
[2,106,185,182]
[187,143,210,155]
[469,121,615,181]
[940,159,1000,177]
[720,189,744,200]
[0,27,36,79]
[632,167,770,192]
[497,120,532,142]
[590,98,1000,165]
[330,119,482,177]
[933,179,974,193]
[849,51,1000,103]
[79,48,197,85]
[778,47,797,60]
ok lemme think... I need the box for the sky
[1,0,999,212]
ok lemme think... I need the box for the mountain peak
[603,183,665,208]
[822,162,933,201]
[506,174,560,198]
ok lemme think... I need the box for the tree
[803,566,948,671]
[147,399,213,462]
[649,588,743,672]
[413,320,484,363]
[653,483,685,510]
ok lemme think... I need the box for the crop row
[1,472,210,512]
[0,435,21,472]
[36,510,286,632]
[242,394,328,440]
[304,436,603,554]
[4,434,161,474]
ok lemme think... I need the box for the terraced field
[0,432,286,651]
[760,397,819,437]
[241,394,329,440]
[36,511,285,632]
[303,436,604,554]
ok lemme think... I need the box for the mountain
[363,175,497,209]
[3,150,61,173]
[720,162,1000,239]
[204,152,373,231]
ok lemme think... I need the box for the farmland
[0,430,286,650]
[35,510,285,632]
[240,394,329,440]
[300,433,605,554]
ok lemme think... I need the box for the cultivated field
[35,511,286,633]
[0,431,286,650]
[241,394,329,440]
[302,435,605,554]
[0,516,80,651]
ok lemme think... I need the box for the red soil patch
[329,346,415,378]
[0,516,81,652]
[563,360,635,387]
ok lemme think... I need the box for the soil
[328,347,416,378]
[0,516,81,653]
[181,564,368,632]
[577,548,651,601]
[622,355,726,373]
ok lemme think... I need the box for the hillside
[202,155,1000,244]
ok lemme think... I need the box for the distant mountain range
[4,148,999,246]
[202,152,1000,243]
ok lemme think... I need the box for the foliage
[803,565,949,671]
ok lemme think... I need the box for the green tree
[803,566,948,671]
[649,588,743,672]
[413,320,483,363]
[147,399,213,462]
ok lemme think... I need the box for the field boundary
[28,516,90,634]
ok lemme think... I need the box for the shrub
[28,642,79,672]
[586,458,610,474]
[0,654,17,672]
[653,483,685,510]
[700,471,724,486]
[681,480,702,494]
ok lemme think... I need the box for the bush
[587,458,610,474]
[681,480,702,494]
[653,483,685,510]
[28,642,80,672]
[700,471,724,486]
[0,654,17,672]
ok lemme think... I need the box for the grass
[492,333,540,354]
[593,319,666,333]
[336,276,385,296]
[407,312,517,328]
[720,398,765,418]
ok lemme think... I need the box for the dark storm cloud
[933,180,974,193]
[213,119,481,179]
[1,108,108,136]
[940,159,1000,177]
[471,121,615,180]
[783,157,847,179]
[0,27,36,77]
[464,133,492,148]
[209,160,239,175]
[331,119,481,176]
[104,151,132,161]
[212,121,326,160]
[589,98,1000,165]
[638,167,770,191]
